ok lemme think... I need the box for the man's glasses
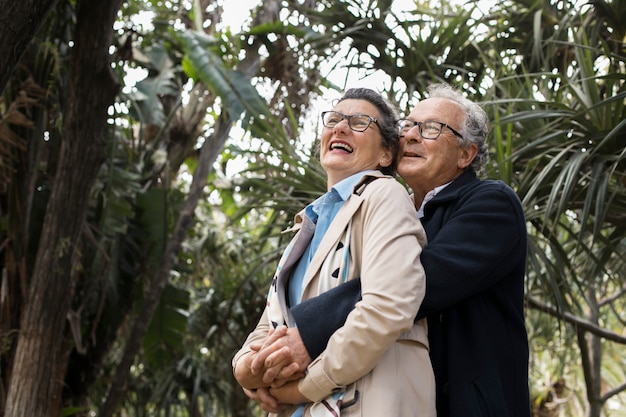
[321,111,379,132]
[397,119,464,140]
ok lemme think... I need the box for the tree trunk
[577,288,604,417]
[3,0,122,415]
[0,0,60,95]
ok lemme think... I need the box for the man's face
[397,97,471,194]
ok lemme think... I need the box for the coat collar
[299,171,390,294]
[427,170,477,204]
[285,171,391,233]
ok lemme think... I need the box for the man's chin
[397,158,424,175]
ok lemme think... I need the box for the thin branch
[601,380,626,403]
[526,295,626,344]
[599,286,626,308]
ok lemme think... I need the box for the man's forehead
[417,96,460,109]
[409,97,462,117]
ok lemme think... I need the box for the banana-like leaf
[178,30,267,125]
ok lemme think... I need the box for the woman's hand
[243,387,287,413]
[269,380,309,405]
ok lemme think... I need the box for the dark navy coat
[292,171,531,417]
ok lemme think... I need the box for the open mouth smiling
[329,141,353,153]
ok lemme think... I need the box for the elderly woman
[232,88,435,417]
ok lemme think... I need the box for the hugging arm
[290,180,528,360]
[290,278,361,360]
[252,278,361,384]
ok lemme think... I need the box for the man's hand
[242,328,312,411]
[251,326,313,383]
[249,326,312,382]
[243,387,286,414]
[234,330,283,390]
[249,326,287,375]
[267,327,312,381]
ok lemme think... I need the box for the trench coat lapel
[301,193,365,294]
[273,212,316,326]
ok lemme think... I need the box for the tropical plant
[228,1,626,416]
[0,0,624,416]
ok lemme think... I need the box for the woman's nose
[333,118,351,132]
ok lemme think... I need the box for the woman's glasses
[321,111,379,132]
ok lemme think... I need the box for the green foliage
[1,0,625,416]
[130,44,180,127]
[179,30,268,125]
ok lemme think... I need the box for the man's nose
[401,131,422,143]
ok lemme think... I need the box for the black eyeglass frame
[321,111,379,132]
[397,119,464,140]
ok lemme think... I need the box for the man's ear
[458,143,478,169]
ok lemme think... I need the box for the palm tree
[1,0,624,415]
[226,0,626,415]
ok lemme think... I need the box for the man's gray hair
[427,83,489,173]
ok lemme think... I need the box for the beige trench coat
[233,172,436,416]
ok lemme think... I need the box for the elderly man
[243,83,531,417]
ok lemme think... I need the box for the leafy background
[0,0,624,416]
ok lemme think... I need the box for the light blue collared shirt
[288,170,374,306]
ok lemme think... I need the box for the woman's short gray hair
[427,83,489,173]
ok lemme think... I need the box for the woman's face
[320,98,392,187]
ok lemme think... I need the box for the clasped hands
[237,326,312,413]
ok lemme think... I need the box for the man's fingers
[250,349,270,375]
[275,362,304,381]
[262,360,288,383]
[272,367,306,388]
[261,346,294,383]
[250,326,289,374]
[265,346,292,368]
[261,325,288,349]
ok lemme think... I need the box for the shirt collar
[308,170,374,216]
[417,182,451,218]
[333,170,375,201]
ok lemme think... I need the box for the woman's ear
[379,149,393,167]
